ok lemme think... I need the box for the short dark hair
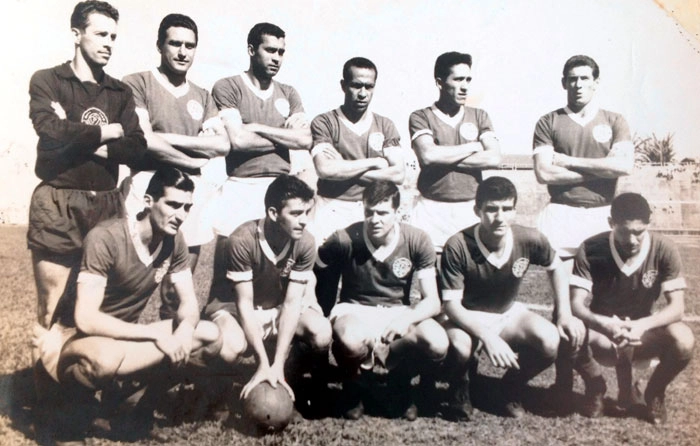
[71,1,119,30]
[146,166,195,202]
[434,52,472,80]
[475,176,518,209]
[362,181,400,210]
[157,13,198,47]
[264,174,315,211]
[562,55,600,79]
[342,57,378,82]
[610,193,651,224]
[247,22,285,49]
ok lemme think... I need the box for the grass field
[0,225,699,445]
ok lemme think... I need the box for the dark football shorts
[27,184,124,260]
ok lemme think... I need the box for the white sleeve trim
[416,267,436,279]
[168,268,192,284]
[289,270,314,282]
[310,142,334,158]
[569,274,592,292]
[661,277,687,293]
[410,129,432,141]
[533,145,554,156]
[544,256,562,271]
[226,269,253,282]
[315,256,328,269]
[442,289,464,302]
[77,271,107,286]
[219,108,242,126]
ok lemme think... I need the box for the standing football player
[309,57,405,244]
[568,193,694,424]
[27,0,146,329]
[409,52,501,252]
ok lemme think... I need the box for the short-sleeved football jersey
[311,108,401,201]
[317,222,436,306]
[532,107,631,207]
[571,231,686,319]
[54,218,190,326]
[216,219,315,310]
[122,69,220,175]
[409,105,496,202]
[440,224,559,313]
[212,74,304,178]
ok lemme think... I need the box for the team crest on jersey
[392,257,412,279]
[187,100,204,120]
[368,132,385,153]
[459,122,479,141]
[280,258,296,278]
[512,257,529,278]
[275,98,290,117]
[642,270,658,289]
[81,107,108,125]
[154,259,171,284]
[592,124,613,143]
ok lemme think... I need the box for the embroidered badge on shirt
[154,259,171,284]
[459,122,479,141]
[392,257,413,279]
[592,124,613,143]
[81,107,108,125]
[642,270,658,289]
[187,100,204,120]
[512,258,530,278]
[281,258,296,278]
[275,98,290,117]
[368,132,385,154]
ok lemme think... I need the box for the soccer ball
[243,382,294,432]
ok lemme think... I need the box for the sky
[1,0,699,221]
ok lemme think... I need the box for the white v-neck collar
[564,104,600,127]
[338,107,374,136]
[363,222,400,262]
[431,103,465,128]
[241,71,275,101]
[475,224,514,269]
[257,219,290,263]
[151,68,190,98]
[128,217,163,267]
[610,231,651,276]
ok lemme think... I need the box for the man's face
[146,186,193,237]
[341,66,377,115]
[270,198,311,240]
[562,65,598,109]
[249,34,285,78]
[73,13,118,67]
[364,199,398,241]
[438,63,472,106]
[611,218,649,258]
[475,198,516,238]
[159,26,197,76]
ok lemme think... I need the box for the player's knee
[447,329,474,362]
[668,323,695,361]
[332,319,368,361]
[533,324,560,359]
[306,317,332,352]
[60,350,123,389]
[415,322,449,360]
[219,332,247,364]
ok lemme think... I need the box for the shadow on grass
[0,367,38,443]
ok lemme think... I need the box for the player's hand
[100,123,124,141]
[187,157,209,170]
[618,318,645,347]
[602,315,627,340]
[173,324,195,364]
[155,333,188,366]
[481,333,519,369]
[93,144,109,159]
[270,362,295,401]
[199,127,216,136]
[51,101,67,119]
[381,317,411,344]
[557,315,586,350]
[284,114,309,129]
[373,157,390,170]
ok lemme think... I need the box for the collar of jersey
[241,72,275,101]
[337,107,374,136]
[475,224,514,269]
[57,61,123,91]
[609,230,651,276]
[257,218,290,263]
[362,222,401,262]
[151,68,190,98]
[431,103,465,128]
[128,216,163,266]
[564,103,600,127]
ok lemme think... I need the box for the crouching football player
[567,193,694,423]
[316,180,448,421]
[203,174,331,413]
[32,167,223,443]
[440,176,584,419]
